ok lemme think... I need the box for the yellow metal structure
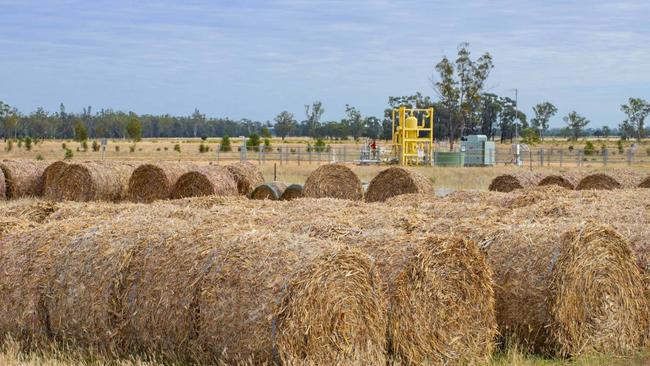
[391,106,434,165]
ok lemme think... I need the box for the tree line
[1,43,648,143]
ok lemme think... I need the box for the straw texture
[365,167,433,203]
[0,160,48,199]
[488,171,544,192]
[303,164,363,200]
[224,162,264,195]
[170,166,237,199]
[49,161,137,202]
[481,221,647,357]
[127,162,198,202]
[537,172,587,190]
[280,184,303,201]
[42,161,68,199]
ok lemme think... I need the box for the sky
[0,0,649,128]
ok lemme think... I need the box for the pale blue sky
[1,0,649,127]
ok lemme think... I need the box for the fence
[213,144,650,168]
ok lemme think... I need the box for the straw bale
[303,163,363,200]
[279,183,303,201]
[249,182,287,200]
[365,167,434,203]
[42,161,68,199]
[481,221,647,357]
[127,162,199,203]
[0,160,49,199]
[488,171,544,192]
[170,166,237,199]
[224,162,264,195]
[193,199,497,364]
[4,209,387,364]
[0,219,97,346]
[49,161,137,202]
[537,172,587,190]
[576,170,644,190]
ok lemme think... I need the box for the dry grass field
[2,138,649,191]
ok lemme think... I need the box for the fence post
[547,149,552,167]
[627,149,633,166]
[559,149,563,167]
[216,144,220,163]
[529,150,533,171]
[603,148,608,167]
[539,149,544,167]
[309,148,312,164]
[258,144,262,165]
[343,146,347,163]
[576,150,581,167]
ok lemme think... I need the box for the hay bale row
[365,167,433,203]
[0,160,49,199]
[0,213,387,364]
[492,170,650,192]
[170,166,238,199]
[249,182,287,200]
[280,184,303,201]
[537,172,586,190]
[224,162,264,196]
[127,162,199,203]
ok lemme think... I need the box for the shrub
[174,144,181,153]
[220,135,232,152]
[646,147,650,157]
[92,140,100,152]
[81,140,88,152]
[201,136,208,141]
[24,137,32,151]
[617,140,624,154]
[263,138,272,152]
[314,138,327,152]
[115,145,120,152]
[568,145,574,152]
[156,147,161,151]
[198,143,209,153]
[61,142,67,150]
[247,133,261,151]
[35,153,44,161]
[17,139,22,148]
[520,128,540,145]
[129,145,136,153]
[584,141,595,156]
[164,147,168,151]
[64,148,73,160]
[6,140,13,152]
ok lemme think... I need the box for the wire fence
[212,144,650,168]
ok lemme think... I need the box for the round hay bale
[385,235,496,365]
[249,182,287,200]
[303,163,363,200]
[0,199,58,223]
[196,230,387,365]
[42,161,68,199]
[483,221,647,357]
[365,167,434,203]
[2,212,388,364]
[170,166,238,199]
[224,162,264,195]
[537,172,586,190]
[49,161,137,202]
[280,184,303,201]
[0,160,49,199]
[575,173,621,190]
[488,171,544,192]
[576,170,645,190]
[127,162,198,203]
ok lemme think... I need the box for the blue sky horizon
[1,0,649,128]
